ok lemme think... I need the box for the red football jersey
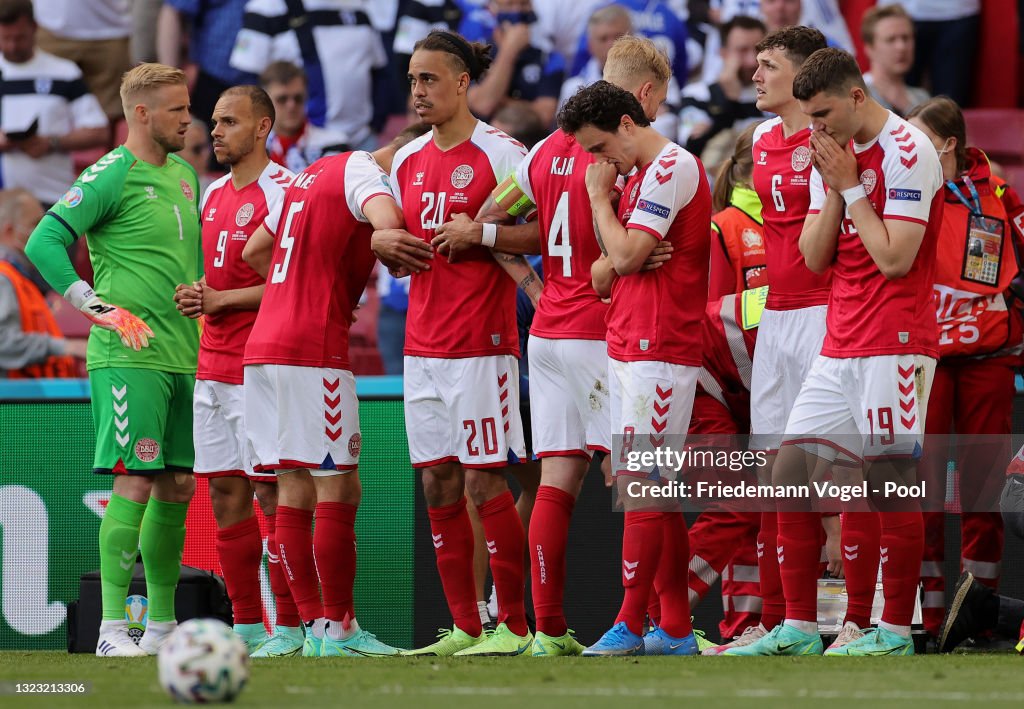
[752,117,832,310]
[611,142,711,366]
[244,151,392,369]
[513,130,607,340]
[391,121,527,358]
[808,112,944,358]
[198,163,294,384]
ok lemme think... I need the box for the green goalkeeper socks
[98,494,146,621]
[139,498,189,622]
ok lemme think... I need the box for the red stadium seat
[963,109,1024,167]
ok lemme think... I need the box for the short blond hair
[603,35,671,91]
[120,63,188,115]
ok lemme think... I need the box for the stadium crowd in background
[5,0,1024,661]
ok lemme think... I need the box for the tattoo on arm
[519,272,536,290]
[593,216,608,256]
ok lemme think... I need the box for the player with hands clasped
[755,48,944,658]
[559,79,712,657]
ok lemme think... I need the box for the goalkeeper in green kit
[25,64,201,657]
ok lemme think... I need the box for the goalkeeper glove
[65,280,154,351]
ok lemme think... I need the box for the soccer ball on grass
[157,618,250,703]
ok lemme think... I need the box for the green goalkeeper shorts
[90,367,195,474]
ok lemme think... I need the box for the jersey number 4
[270,201,305,284]
[548,192,573,277]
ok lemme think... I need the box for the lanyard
[945,175,982,216]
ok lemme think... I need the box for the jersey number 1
[548,192,572,277]
[270,201,305,284]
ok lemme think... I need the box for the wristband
[481,223,497,248]
[842,185,866,207]
[64,280,96,310]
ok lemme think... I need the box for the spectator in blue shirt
[157,0,257,125]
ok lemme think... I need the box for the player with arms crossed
[431,34,677,657]
[25,64,200,656]
[172,85,302,657]
[372,31,532,657]
[721,27,835,655]
[559,80,712,656]
[757,48,943,657]
[239,146,403,657]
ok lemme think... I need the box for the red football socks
[428,497,482,636]
[530,485,575,637]
[654,511,693,638]
[215,515,263,625]
[758,511,784,630]
[477,491,528,636]
[275,505,322,623]
[880,510,924,627]
[841,511,881,628]
[265,513,300,627]
[314,502,357,626]
[777,511,820,623]
[615,511,663,636]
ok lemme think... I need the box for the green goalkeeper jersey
[32,146,201,373]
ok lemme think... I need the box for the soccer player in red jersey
[172,86,302,657]
[559,80,712,656]
[720,26,832,656]
[372,31,533,657]
[425,35,677,656]
[239,148,404,658]
[745,48,943,657]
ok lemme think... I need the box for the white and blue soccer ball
[157,618,250,704]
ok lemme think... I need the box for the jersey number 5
[270,201,305,284]
[547,191,573,277]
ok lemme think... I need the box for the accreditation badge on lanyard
[952,176,1004,287]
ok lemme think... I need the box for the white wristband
[64,279,96,310]
[842,185,866,207]
[481,222,497,248]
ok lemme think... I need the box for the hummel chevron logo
[655,385,672,400]
[112,385,129,448]
[653,401,669,417]
[486,540,497,554]
[899,381,914,396]
[432,533,443,549]
[757,541,765,558]
[323,378,340,394]
[497,373,508,387]
[844,544,859,561]
[623,559,639,580]
[777,545,784,563]
[900,154,918,169]
[880,546,889,564]
[654,171,672,185]
[119,549,135,570]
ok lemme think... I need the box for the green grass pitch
[1,652,1022,708]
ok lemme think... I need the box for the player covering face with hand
[559,80,712,656]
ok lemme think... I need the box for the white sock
[783,619,817,635]
[326,618,358,641]
[99,619,127,632]
[477,601,489,626]
[878,621,911,637]
[305,617,326,639]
